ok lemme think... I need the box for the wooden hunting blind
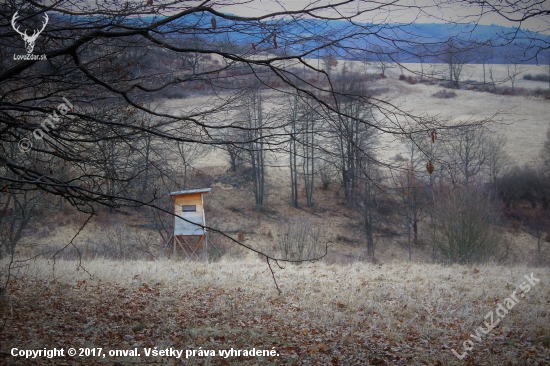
[160,188,211,259]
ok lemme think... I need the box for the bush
[498,166,550,210]
[432,89,457,99]
[429,186,509,264]
[398,75,418,84]
[317,161,336,190]
[523,73,550,83]
[187,170,214,189]
[276,219,324,262]
[159,86,188,99]
[406,75,417,84]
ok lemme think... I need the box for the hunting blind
[160,188,212,259]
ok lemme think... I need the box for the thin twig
[266,256,282,295]
[52,212,95,281]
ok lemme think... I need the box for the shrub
[276,219,324,262]
[432,89,457,99]
[523,73,550,82]
[498,166,550,210]
[317,161,335,190]
[406,75,417,84]
[428,186,509,264]
[187,170,214,189]
[159,86,188,99]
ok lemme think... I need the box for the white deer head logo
[11,11,49,54]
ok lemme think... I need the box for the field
[160,61,550,167]
[2,259,549,365]
[5,63,550,261]
[4,0,550,363]
[2,63,550,365]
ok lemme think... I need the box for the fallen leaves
[1,263,548,365]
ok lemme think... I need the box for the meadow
[2,62,550,365]
[2,258,549,365]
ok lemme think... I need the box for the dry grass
[2,258,549,365]
[3,61,549,365]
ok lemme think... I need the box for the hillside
[17,63,549,266]
[2,1,550,363]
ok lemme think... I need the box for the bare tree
[441,39,473,89]
[329,72,376,204]
[287,93,300,207]
[429,185,508,264]
[371,45,395,76]
[415,45,429,80]
[505,54,522,92]
[241,85,267,210]
[0,0,518,275]
[0,190,41,259]
[394,137,428,260]
[0,188,42,298]
[176,141,209,190]
[479,44,494,90]
[286,91,318,207]
[486,134,510,187]
[301,100,316,207]
[359,158,382,262]
[216,112,247,173]
[323,49,339,78]
[530,207,549,266]
[447,127,488,190]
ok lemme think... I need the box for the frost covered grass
[3,257,549,365]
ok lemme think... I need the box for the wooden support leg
[173,237,176,257]
[158,235,174,259]
[174,236,192,260]
[191,235,205,258]
[179,236,195,256]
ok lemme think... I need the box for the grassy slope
[2,64,550,365]
[18,63,550,265]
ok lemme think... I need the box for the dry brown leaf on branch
[426,160,434,174]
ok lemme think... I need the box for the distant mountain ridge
[156,13,550,64]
